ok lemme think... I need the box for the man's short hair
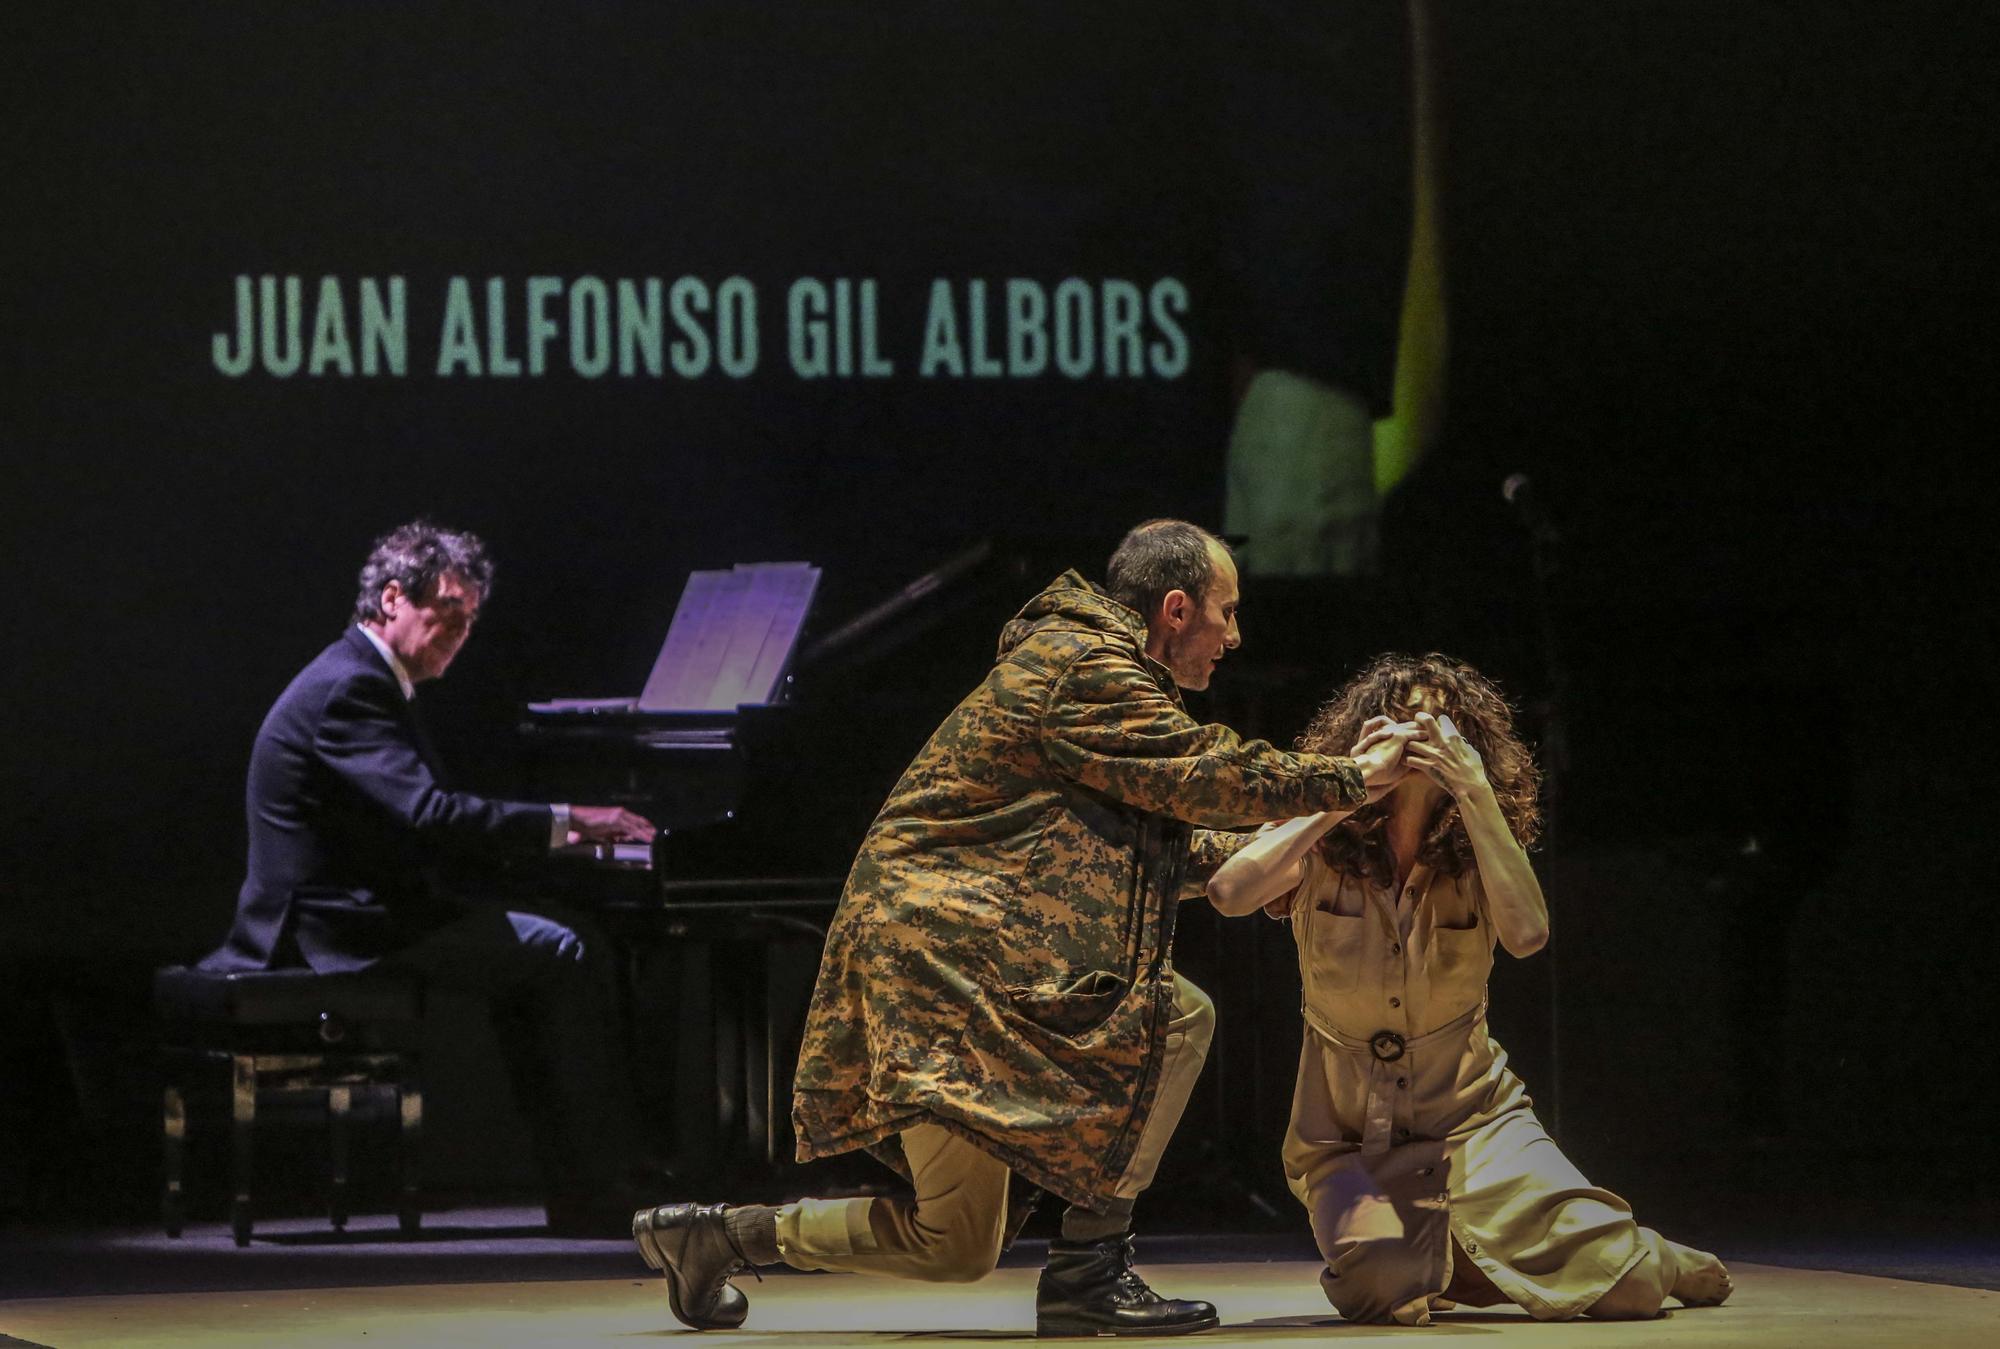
[1105,519,1229,619]
[351,520,495,623]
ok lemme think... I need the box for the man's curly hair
[1298,653,1542,884]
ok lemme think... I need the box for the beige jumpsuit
[1283,851,1647,1325]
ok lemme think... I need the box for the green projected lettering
[211,274,1188,381]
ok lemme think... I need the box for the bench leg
[397,1067,423,1235]
[230,1054,256,1246]
[327,1084,352,1231]
[162,1082,187,1238]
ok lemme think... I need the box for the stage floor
[5,1258,1997,1348]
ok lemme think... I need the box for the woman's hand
[1349,716,1422,789]
[1402,712,1490,800]
[1408,712,1548,956]
[1348,714,1402,756]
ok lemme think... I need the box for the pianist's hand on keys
[568,804,657,846]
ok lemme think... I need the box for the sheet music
[638,569,741,711]
[701,565,789,710]
[632,562,818,712]
[740,563,820,704]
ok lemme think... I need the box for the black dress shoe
[1036,1235,1219,1337]
[632,1202,754,1330]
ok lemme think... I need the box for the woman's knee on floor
[1318,1238,1415,1322]
[1585,1249,1667,1320]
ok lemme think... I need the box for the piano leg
[737,935,771,1168]
[600,899,833,1196]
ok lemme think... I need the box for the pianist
[633,519,1413,1335]
[199,519,660,1236]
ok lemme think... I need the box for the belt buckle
[1369,1030,1406,1063]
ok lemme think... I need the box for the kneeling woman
[1209,654,1730,1325]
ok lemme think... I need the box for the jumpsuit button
[1388,996,1401,1008]
[1397,1077,1408,1089]
[1390,942,1401,954]
[1466,1242,1478,1254]
[1420,1166,1434,1177]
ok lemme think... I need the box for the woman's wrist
[1458,777,1501,815]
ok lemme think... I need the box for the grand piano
[515,542,1004,1191]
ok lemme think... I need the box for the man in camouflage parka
[634,521,1410,1337]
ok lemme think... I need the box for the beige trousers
[777,973,1214,1281]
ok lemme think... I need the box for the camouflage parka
[791,570,1368,1209]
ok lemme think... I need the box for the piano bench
[153,965,425,1246]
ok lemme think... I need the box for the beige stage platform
[4,1261,1994,1347]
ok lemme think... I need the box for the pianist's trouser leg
[774,974,1214,1279]
[381,905,641,1200]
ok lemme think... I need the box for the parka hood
[997,570,1150,661]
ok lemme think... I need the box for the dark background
[3,0,1993,1247]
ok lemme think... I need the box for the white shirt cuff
[549,803,572,849]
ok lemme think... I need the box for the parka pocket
[1004,969,1131,1038]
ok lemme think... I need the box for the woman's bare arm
[1405,713,1549,956]
[1209,716,1417,917]
[1206,811,1344,916]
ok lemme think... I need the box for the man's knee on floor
[913,1224,1004,1283]
[868,1198,1005,1283]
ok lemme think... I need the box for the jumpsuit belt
[1301,997,1487,1156]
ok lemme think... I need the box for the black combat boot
[1035,1234,1220,1337]
[632,1202,766,1330]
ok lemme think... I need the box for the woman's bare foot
[1667,1240,1733,1307]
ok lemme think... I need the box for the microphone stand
[1506,475,1569,1137]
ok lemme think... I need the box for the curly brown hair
[1298,653,1542,884]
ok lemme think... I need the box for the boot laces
[1110,1235,1155,1302]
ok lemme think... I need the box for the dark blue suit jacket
[203,626,553,973]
